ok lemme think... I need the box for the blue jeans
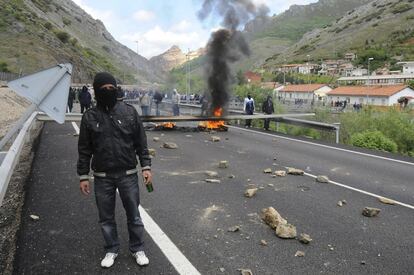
[141,106,150,116]
[173,104,180,116]
[94,173,144,253]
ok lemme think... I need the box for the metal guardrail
[0,112,38,206]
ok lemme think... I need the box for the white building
[298,64,319,75]
[397,61,414,75]
[337,74,414,86]
[278,84,332,103]
[327,85,414,106]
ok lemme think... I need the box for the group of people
[243,94,275,131]
[67,86,92,113]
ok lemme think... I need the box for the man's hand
[142,170,152,185]
[80,180,90,195]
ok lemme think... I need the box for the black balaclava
[93,72,118,110]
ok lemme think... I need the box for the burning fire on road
[198,108,227,131]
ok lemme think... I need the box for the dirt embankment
[0,87,30,139]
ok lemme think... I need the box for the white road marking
[139,206,202,275]
[302,171,414,210]
[72,122,80,135]
[73,120,200,275]
[228,126,414,166]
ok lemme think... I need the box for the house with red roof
[327,85,414,106]
[278,84,332,103]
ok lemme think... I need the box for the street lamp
[367,57,374,104]
[135,41,139,87]
[307,54,311,84]
[283,58,287,85]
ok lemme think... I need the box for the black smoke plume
[198,0,269,112]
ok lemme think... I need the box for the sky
[72,0,318,59]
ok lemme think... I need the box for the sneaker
[131,251,149,266]
[101,252,118,268]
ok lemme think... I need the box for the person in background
[140,92,150,116]
[79,85,92,113]
[153,91,163,116]
[200,95,209,116]
[77,72,152,269]
[67,87,76,112]
[172,89,180,116]
[262,95,274,131]
[116,86,124,101]
[243,94,255,128]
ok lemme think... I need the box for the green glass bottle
[146,183,154,193]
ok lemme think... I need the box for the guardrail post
[276,122,280,132]
[334,123,341,144]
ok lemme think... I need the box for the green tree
[236,70,246,85]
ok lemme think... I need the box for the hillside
[0,0,164,85]
[264,0,414,68]
[150,46,204,72]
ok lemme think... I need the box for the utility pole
[307,54,311,84]
[367,57,374,105]
[135,41,139,88]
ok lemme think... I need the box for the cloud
[72,0,115,27]
[171,20,191,32]
[133,10,156,22]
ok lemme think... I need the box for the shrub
[44,21,52,30]
[0,61,11,73]
[351,130,398,153]
[54,30,70,43]
[392,3,412,14]
[70,37,78,46]
[62,17,71,26]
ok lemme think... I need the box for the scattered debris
[73,133,79,137]
[261,207,287,229]
[205,171,219,177]
[228,174,235,179]
[342,200,347,205]
[30,215,40,221]
[337,201,343,207]
[263,168,272,174]
[163,142,178,149]
[329,247,334,251]
[185,135,192,138]
[360,261,366,265]
[316,175,330,183]
[379,197,396,205]
[153,137,160,142]
[247,179,251,182]
[362,207,381,217]
[268,184,274,187]
[275,223,297,239]
[287,168,304,175]
[205,179,221,184]
[245,236,250,240]
[244,188,258,198]
[238,269,253,275]
[211,136,221,142]
[298,233,312,244]
[219,267,225,273]
[228,225,240,232]
[148,148,156,157]
[218,161,229,168]
[295,251,305,257]
[260,240,268,246]
[274,170,286,177]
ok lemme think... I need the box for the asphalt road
[12,110,414,274]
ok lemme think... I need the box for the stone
[244,188,258,198]
[205,179,221,184]
[274,171,287,177]
[218,161,229,168]
[316,175,330,183]
[287,167,304,175]
[360,261,366,265]
[260,240,268,246]
[160,133,165,137]
[247,179,251,182]
[148,148,156,157]
[30,215,40,221]
[211,136,221,142]
[228,225,240,232]
[298,233,312,244]
[228,174,235,179]
[205,171,218,177]
[379,197,396,205]
[219,267,225,272]
[276,223,297,239]
[153,137,160,142]
[268,184,274,187]
[342,200,347,205]
[163,142,178,149]
[259,186,265,190]
[263,168,272,174]
[337,201,343,207]
[362,207,381,217]
[261,207,287,229]
[185,135,192,138]
[239,269,253,275]
[295,251,305,257]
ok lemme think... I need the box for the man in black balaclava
[77,72,152,269]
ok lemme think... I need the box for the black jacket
[262,99,274,114]
[77,102,151,177]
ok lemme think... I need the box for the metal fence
[0,71,18,82]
